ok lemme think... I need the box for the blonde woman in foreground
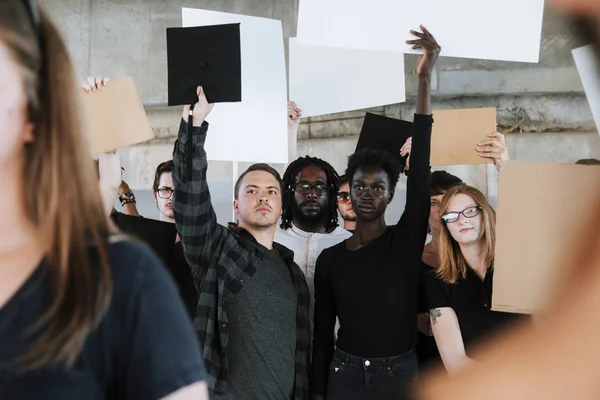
[0,1,208,398]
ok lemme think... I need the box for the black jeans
[325,348,419,400]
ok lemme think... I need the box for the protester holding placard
[86,78,198,320]
[310,26,438,400]
[424,185,525,375]
[0,1,208,398]
[172,87,311,400]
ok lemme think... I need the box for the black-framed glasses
[157,187,174,199]
[294,182,327,196]
[441,206,483,224]
[337,191,350,204]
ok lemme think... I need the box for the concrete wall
[41,0,600,223]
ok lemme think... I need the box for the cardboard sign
[573,45,600,132]
[431,108,496,166]
[493,161,600,314]
[182,8,288,164]
[82,76,155,157]
[296,0,544,63]
[289,38,405,117]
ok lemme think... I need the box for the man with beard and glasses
[173,87,310,400]
[275,157,352,301]
[416,3,600,399]
[337,174,356,232]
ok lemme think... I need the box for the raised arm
[397,26,439,240]
[310,252,337,400]
[172,86,219,281]
[429,307,476,375]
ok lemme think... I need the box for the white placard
[289,38,406,117]
[182,8,288,163]
[296,0,544,63]
[573,45,600,132]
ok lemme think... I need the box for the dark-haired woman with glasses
[424,185,526,375]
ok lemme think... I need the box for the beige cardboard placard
[493,161,600,314]
[82,76,155,156]
[431,108,496,166]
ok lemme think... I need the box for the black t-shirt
[0,239,206,399]
[112,212,198,320]
[424,266,527,357]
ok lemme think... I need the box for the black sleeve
[111,240,206,399]
[424,270,451,312]
[395,114,433,249]
[310,250,337,397]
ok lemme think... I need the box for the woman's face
[0,41,33,167]
[443,193,483,246]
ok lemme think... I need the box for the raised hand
[182,86,215,127]
[406,25,441,80]
[400,136,412,171]
[288,101,302,132]
[82,76,109,93]
[477,132,510,172]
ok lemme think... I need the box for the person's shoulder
[332,226,353,240]
[106,236,169,285]
[318,240,345,261]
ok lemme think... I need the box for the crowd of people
[2,0,600,399]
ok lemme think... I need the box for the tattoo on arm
[430,308,442,325]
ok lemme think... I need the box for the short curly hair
[345,149,402,195]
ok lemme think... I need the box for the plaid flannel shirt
[172,119,311,399]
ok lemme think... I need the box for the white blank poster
[573,45,600,132]
[182,8,288,163]
[289,38,406,117]
[297,0,545,63]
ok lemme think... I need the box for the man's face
[234,170,282,230]
[337,182,356,222]
[350,166,392,223]
[153,172,174,221]
[291,165,330,225]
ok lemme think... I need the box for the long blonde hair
[436,185,496,284]
[1,1,113,368]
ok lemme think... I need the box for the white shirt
[275,224,352,296]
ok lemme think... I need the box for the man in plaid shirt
[172,87,310,400]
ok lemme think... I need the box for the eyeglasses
[294,183,327,196]
[157,187,174,199]
[441,206,483,223]
[337,191,350,204]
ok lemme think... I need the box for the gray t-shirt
[214,247,298,400]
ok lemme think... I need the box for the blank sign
[297,0,545,63]
[182,8,288,163]
[573,45,600,133]
[289,38,406,118]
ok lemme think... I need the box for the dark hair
[431,171,464,196]
[337,174,349,189]
[575,158,600,165]
[234,163,283,200]
[153,160,174,192]
[281,156,340,230]
[345,149,402,195]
